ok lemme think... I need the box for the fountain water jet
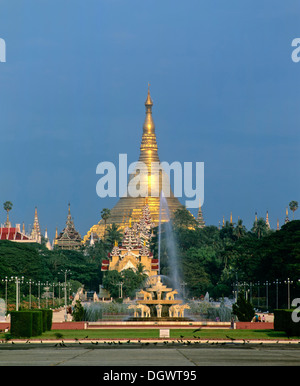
[127,192,191,320]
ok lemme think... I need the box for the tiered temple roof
[101,200,158,275]
[54,203,82,250]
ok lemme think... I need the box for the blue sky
[0,0,299,240]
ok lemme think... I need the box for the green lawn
[1,328,297,341]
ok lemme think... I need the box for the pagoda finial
[145,83,153,108]
[266,210,270,228]
[285,207,289,224]
[230,212,233,224]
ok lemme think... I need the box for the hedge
[10,309,53,338]
[274,309,300,336]
[36,309,53,332]
[10,311,32,338]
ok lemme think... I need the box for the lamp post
[117,282,123,298]
[249,282,253,304]
[11,276,24,311]
[1,277,9,309]
[60,269,71,321]
[273,279,281,309]
[255,281,260,308]
[263,281,271,310]
[26,279,33,309]
[284,278,293,309]
[37,281,41,309]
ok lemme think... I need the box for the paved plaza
[1,342,300,366]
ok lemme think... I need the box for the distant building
[54,203,82,250]
[0,224,34,243]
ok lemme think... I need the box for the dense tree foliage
[1,211,299,310]
[152,213,300,308]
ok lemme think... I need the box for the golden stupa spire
[139,83,159,167]
[230,212,233,224]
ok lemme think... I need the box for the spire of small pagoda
[31,206,41,243]
[196,200,205,228]
[266,210,270,228]
[285,207,289,224]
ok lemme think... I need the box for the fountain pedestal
[128,275,190,320]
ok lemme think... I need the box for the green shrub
[232,293,255,322]
[274,309,300,336]
[31,311,43,336]
[10,309,52,338]
[10,311,33,338]
[36,309,53,331]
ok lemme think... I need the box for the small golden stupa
[83,85,183,242]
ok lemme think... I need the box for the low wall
[51,322,86,330]
[236,322,274,329]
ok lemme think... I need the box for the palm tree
[3,201,13,227]
[105,223,123,247]
[101,208,111,236]
[234,218,247,239]
[289,201,298,220]
[251,218,269,239]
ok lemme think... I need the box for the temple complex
[101,199,158,276]
[83,86,183,243]
[54,203,82,250]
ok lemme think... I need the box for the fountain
[128,193,191,321]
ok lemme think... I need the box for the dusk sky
[0,0,299,241]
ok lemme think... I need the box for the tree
[72,300,84,321]
[105,223,123,248]
[234,219,247,240]
[101,208,111,236]
[251,218,269,239]
[232,293,255,322]
[289,201,298,220]
[3,201,13,227]
[173,206,197,229]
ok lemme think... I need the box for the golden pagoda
[83,86,183,242]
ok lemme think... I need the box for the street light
[60,269,71,321]
[117,282,123,298]
[26,279,34,309]
[1,277,9,309]
[284,278,293,309]
[263,281,271,310]
[11,276,24,311]
[255,281,260,308]
[273,279,281,309]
